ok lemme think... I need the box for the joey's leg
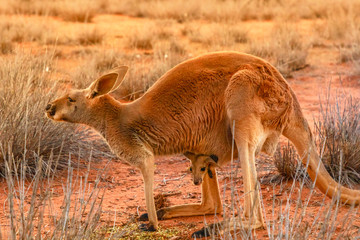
[192,124,265,238]
[138,156,158,231]
[139,165,222,221]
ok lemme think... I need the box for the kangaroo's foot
[139,209,166,221]
[191,217,265,238]
[139,223,157,232]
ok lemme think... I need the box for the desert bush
[315,95,360,187]
[0,41,13,54]
[71,47,187,100]
[270,142,310,184]
[126,23,162,50]
[0,19,45,43]
[105,0,311,22]
[3,150,107,239]
[77,28,104,46]
[184,23,248,49]
[0,51,112,176]
[248,22,309,76]
[1,0,97,22]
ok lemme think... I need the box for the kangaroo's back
[131,52,291,157]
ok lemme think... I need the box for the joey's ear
[205,157,219,168]
[87,66,129,98]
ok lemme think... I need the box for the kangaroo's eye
[201,167,206,172]
[189,167,192,172]
[68,97,76,102]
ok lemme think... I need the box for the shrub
[248,22,309,76]
[272,142,309,183]
[0,51,112,176]
[77,28,104,46]
[315,95,360,187]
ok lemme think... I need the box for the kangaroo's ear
[205,157,219,168]
[87,66,128,98]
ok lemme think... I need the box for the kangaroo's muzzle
[193,178,202,185]
[45,103,56,117]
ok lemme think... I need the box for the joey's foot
[139,209,166,221]
[191,227,211,238]
[139,223,156,232]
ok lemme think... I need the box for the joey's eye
[68,97,75,102]
[189,167,192,172]
[201,167,206,172]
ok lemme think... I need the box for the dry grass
[0,19,45,43]
[125,22,175,50]
[0,51,112,176]
[1,0,97,22]
[0,41,13,54]
[71,42,187,100]
[183,23,248,50]
[3,149,108,239]
[2,0,359,24]
[316,1,360,43]
[105,0,355,22]
[77,28,105,46]
[315,94,360,187]
[248,22,309,76]
[270,142,310,184]
[203,152,359,239]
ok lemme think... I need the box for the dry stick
[5,150,16,240]
[25,156,43,238]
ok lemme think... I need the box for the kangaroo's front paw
[139,209,166,221]
[139,223,157,232]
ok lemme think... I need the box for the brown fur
[46,51,360,234]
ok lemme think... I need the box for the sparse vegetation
[77,28,104,46]
[183,23,248,50]
[0,52,112,176]
[248,22,309,76]
[315,95,360,187]
[270,142,309,184]
[3,148,108,239]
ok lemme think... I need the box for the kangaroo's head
[185,152,219,185]
[45,66,128,124]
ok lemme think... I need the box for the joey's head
[185,152,219,185]
[45,66,128,124]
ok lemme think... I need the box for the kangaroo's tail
[283,94,360,205]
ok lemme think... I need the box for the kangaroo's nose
[194,178,202,185]
[45,104,51,111]
[45,104,56,116]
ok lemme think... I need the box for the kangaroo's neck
[86,95,125,138]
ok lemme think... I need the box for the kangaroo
[185,152,220,185]
[45,51,360,236]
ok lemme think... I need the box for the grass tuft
[248,22,309,76]
[315,94,360,186]
[77,28,105,46]
[0,51,112,176]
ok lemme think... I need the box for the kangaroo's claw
[139,223,156,232]
[139,209,166,221]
